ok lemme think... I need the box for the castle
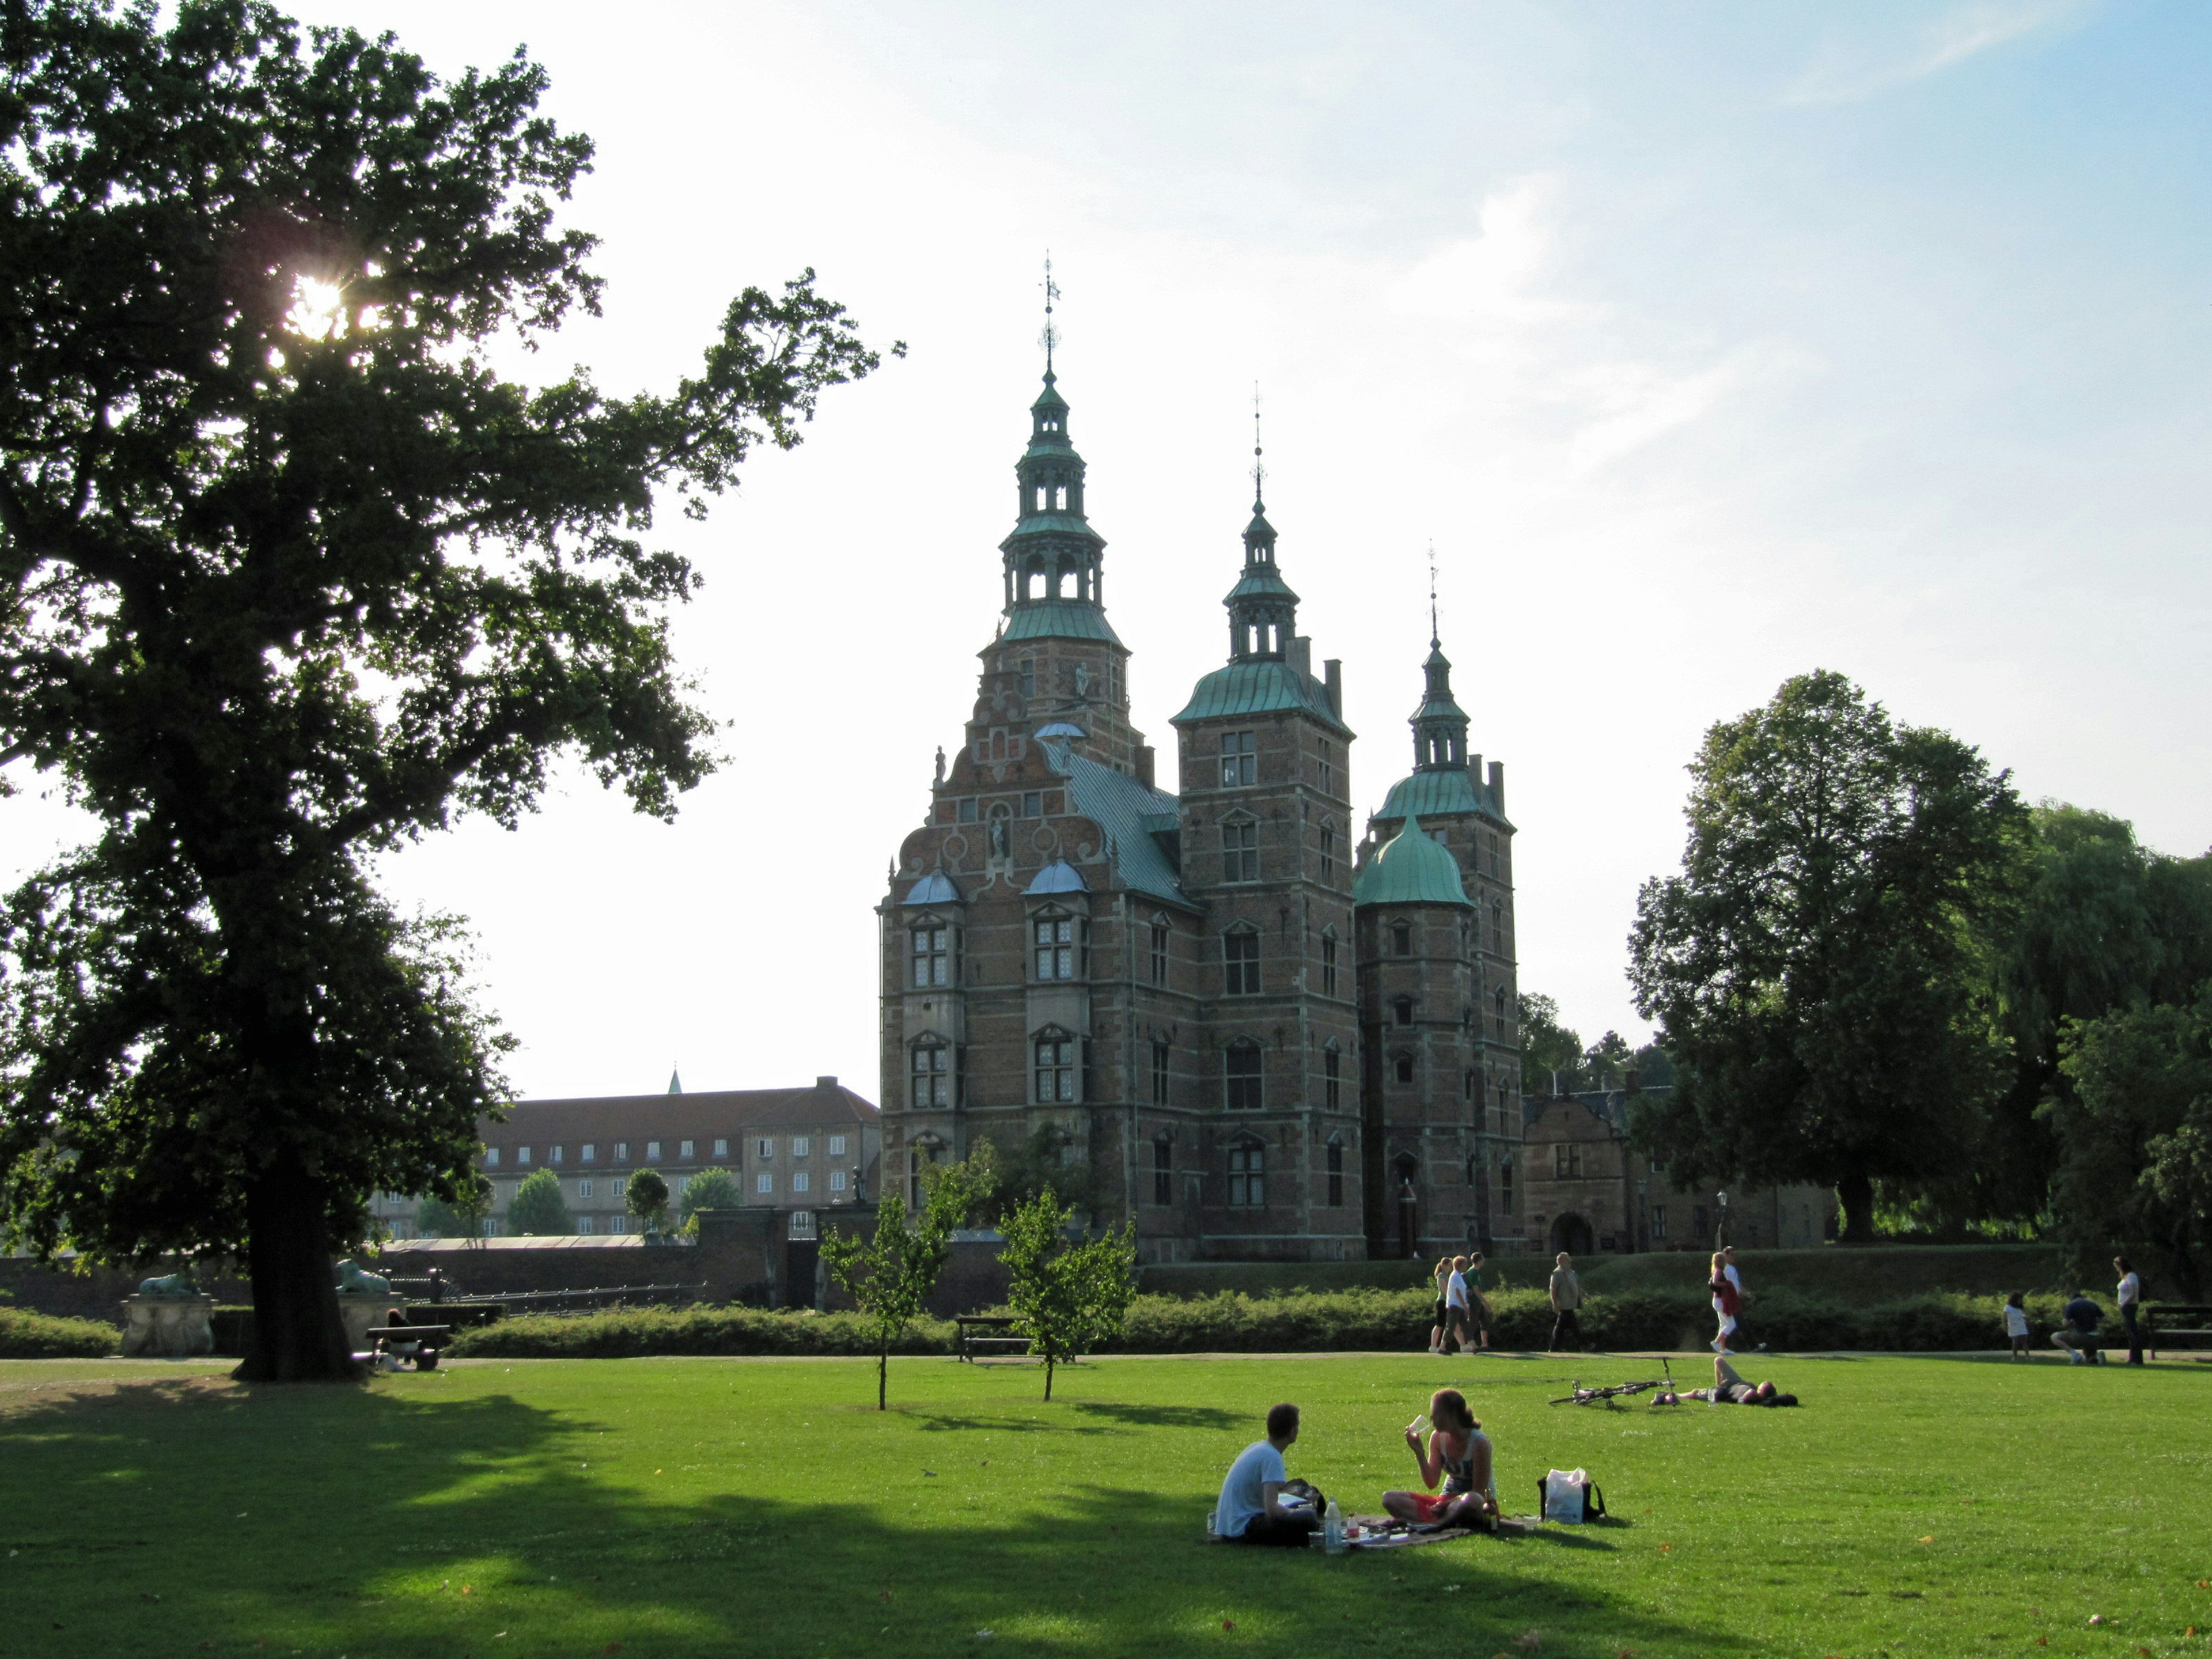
[878,358,1528,1263]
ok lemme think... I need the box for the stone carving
[989,815,1009,857]
[120,1293,214,1358]
[334,1259,392,1296]
[332,1259,403,1354]
[934,745,946,784]
[137,1271,200,1298]
[1073,662,1090,699]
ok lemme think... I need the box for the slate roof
[1043,744,1191,908]
[1351,815,1475,908]
[1169,659,1351,736]
[1376,766,1510,828]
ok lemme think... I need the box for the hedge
[444,1287,2093,1361]
[0,1306,121,1358]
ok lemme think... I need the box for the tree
[0,3,891,1380]
[1583,1031,1637,1091]
[625,1169,671,1236]
[965,1126,1099,1223]
[1517,993,1584,1094]
[821,1154,991,1410]
[415,1170,490,1239]
[505,1168,570,1236]
[677,1166,741,1222]
[997,1187,1138,1402]
[2049,983,2212,1296]
[1627,671,2027,1243]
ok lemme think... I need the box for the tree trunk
[1043,1352,1055,1402]
[878,1332,888,1411]
[233,1147,360,1382]
[1836,1169,1876,1246]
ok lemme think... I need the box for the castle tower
[1166,459,1365,1261]
[1354,628,1522,1256]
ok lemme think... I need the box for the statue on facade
[989,815,1010,857]
[1073,661,1090,700]
[934,745,946,784]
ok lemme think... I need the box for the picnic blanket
[1344,1514,1540,1548]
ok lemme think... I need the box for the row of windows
[502,1168,853,1205]
[914,918,1350,997]
[1208,732,1341,799]
[909,1033,1345,1112]
[943,790,1058,826]
[1144,1138,1346,1209]
[483,1134,848,1171]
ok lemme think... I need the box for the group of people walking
[1424,1244,1747,1355]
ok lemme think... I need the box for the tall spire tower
[1223,388,1300,662]
[1412,547,1471,772]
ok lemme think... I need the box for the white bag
[1540,1467,1606,1523]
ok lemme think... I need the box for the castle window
[1219,730,1256,787]
[1019,659,1036,698]
[1221,820,1259,882]
[1554,1143,1584,1177]
[1152,1038,1170,1105]
[1054,484,1067,510]
[1392,921,1412,956]
[1319,824,1336,883]
[614,1141,628,1162]
[911,1039,951,1108]
[1034,915,1082,980]
[911,923,951,987]
[1327,1135,1345,1207]
[1035,485,1047,511]
[1321,931,1338,997]
[1035,1032,1077,1103]
[1494,985,1508,1030]
[1318,740,1335,796]
[550,1145,563,1165]
[1324,1041,1342,1110]
[1223,930,1260,995]
[958,797,979,823]
[1393,995,1414,1028]
[1500,1158,1515,1215]
[1152,1136,1173,1206]
[1653,1205,1668,1241]
[1224,1040,1263,1110]
[1227,1139,1266,1206]
[1021,791,1041,817]
[1394,1052,1415,1084]
[1149,920,1170,986]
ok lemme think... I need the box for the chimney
[815,1075,837,1090]
[1488,759,1506,815]
[1288,635,1313,677]
[1324,659,1343,719]
[1135,744,1156,789]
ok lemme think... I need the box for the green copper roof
[1376,767,1510,828]
[999,600,1124,646]
[1226,566,1300,604]
[1352,815,1474,909]
[1170,660,1350,735]
[1042,746,1190,907]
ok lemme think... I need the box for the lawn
[1,1348,2206,1659]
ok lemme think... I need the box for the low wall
[0,1259,251,1324]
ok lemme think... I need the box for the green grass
[2,1349,2207,1658]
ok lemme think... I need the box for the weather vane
[1040,252,1060,371]
[1251,384,1266,509]
[1428,541,1440,647]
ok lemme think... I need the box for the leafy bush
[677,1167,742,1221]
[0,1306,120,1357]
[446,1304,959,1359]
[506,1168,571,1236]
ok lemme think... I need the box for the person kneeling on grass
[1382,1388,1499,1529]
[1217,1403,1320,1546]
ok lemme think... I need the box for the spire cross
[1251,384,1266,510]
[1040,252,1060,372]
[1428,542,1440,647]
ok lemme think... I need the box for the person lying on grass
[1382,1388,1499,1529]
[1216,1402,1321,1546]
[1654,1355,1798,1406]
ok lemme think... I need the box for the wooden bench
[2142,1304,2212,1360]
[955,1316,1031,1362]
[370,1324,453,1370]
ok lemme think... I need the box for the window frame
[1033,1027,1078,1104]
[1224,1040,1264,1111]
[1218,729,1257,788]
[1219,817,1259,882]
[1325,1134,1345,1207]
[1222,928,1260,996]
[1226,1138,1266,1207]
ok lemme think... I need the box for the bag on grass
[1539,1467,1606,1524]
[1282,1477,1329,1516]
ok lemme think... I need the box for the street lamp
[1716,1190,1729,1250]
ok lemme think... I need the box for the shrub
[0,1306,120,1358]
[445,1304,958,1360]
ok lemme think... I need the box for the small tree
[506,1169,570,1236]
[998,1186,1138,1402]
[626,1169,671,1236]
[822,1156,991,1410]
[677,1167,742,1223]
[415,1194,464,1238]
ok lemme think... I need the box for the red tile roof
[479,1082,878,1147]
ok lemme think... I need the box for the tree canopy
[823,1156,992,1410]
[676,1167,741,1221]
[1626,670,2027,1241]
[624,1169,671,1234]
[0,1,891,1378]
[997,1187,1137,1401]
[505,1168,570,1236]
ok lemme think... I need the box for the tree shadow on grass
[1066,1400,1245,1430]
[0,1374,1745,1659]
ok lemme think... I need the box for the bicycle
[1548,1360,1673,1406]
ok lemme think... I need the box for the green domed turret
[1351,815,1474,908]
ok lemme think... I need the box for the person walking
[2115,1257,2144,1365]
[1466,1251,1494,1352]
[1445,1255,1478,1354]
[1548,1252,1584,1351]
[1428,1257,1453,1354]
[1721,1245,1749,1344]
[1709,1251,1740,1355]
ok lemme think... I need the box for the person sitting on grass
[1382,1388,1499,1529]
[1654,1355,1798,1406]
[2051,1291,2106,1365]
[1217,1403,1320,1546]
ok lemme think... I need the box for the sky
[7,0,2208,1102]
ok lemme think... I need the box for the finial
[1251,384,1266,512]
[1040,252,1060,374]
[1428,541,1439,648]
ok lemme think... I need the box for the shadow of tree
[0,1371,1738,1659]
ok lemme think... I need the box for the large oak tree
[0,1,891,1377]
[1626,671,2027,1242]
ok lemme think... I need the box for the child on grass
[1382,1388,1498,1529]
[2004,1292,2031,1360]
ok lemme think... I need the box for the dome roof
[903,872,961,906]
[1024,860,1088,895]
[1351,815,1473,909]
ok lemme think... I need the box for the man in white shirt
[2115,1256,2143,1365]
[1445,1256,1474,1354]
[1215,1403,1316,1546]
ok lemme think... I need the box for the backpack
[1282,1477,1330,1516]
[1539,1468,1607,1524]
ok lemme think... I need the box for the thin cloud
[1782,0,2086,106]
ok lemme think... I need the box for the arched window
[1227,1138,1266,1207]
[1033,1028,1077,1104]
[1499,1156,1516,1217]
[1224,1040,1263,1110]
[910,1037,952,1109]
[1326,1134,1346,1207]
[1392,921,1412,957]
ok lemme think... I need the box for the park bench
[369,1323,453,1370]
[955,1315,1031,1362]
[2142,1304,2212,1359]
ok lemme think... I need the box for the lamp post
[1636,1179,1649,1253]
[1716,1190,1729,1251]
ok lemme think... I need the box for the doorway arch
[1549,1212,1595,1256]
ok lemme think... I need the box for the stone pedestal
[336,1293,405,1354]
[119,1295,215,1358]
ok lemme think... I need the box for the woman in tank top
[1382,1387,1498,1528]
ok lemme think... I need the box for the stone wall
[0,1258,249,1324]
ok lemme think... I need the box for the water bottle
[1324,1498,1346,1554]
